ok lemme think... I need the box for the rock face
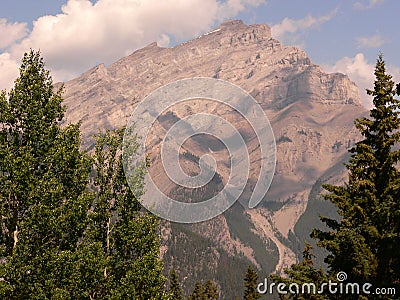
[61,20,367,299]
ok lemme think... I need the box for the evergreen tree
[188,280,219,300]
[312,54,400,287]
[188,282,204,300]
[169,269,183,300]
[243,266,260,300]
[203,280,218,300]
[269,244,328,300]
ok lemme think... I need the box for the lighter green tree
[0,50,93,297]
[86,128,166,299]
[0,50,167,299]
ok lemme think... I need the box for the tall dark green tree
[203,280,218,300]
[169,269,183,300]
[243,266,260,300]
[188,280,219,300]
[269,244,328,300]
[188,282,204,300]
[312,54,400,287]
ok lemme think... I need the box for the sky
[0,0,399,108]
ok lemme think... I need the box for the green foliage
[203,280,219,300]
[169,269,183,300]
[270,244,329,300]
[0,50,166,299]
[0,50,93,298]
[187,280,219,300]
[312,55,400,287]
[188,282,204,300]
[85,129,166,299]
[243,266,260,300]
[0,50,91,257]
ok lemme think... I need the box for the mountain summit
[62,20,361,143]
[61,20,366,299]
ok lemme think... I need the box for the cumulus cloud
[356,34,385,48]
[322,53,400,108]
[0,18,28,50]
[0,0,265,91]
[354,0,385,10]
[0,53,20,91]
[271,9,337,43]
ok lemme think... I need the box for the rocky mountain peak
[59,20,368,298]
[217,19,271,38]
[191,19,272,48]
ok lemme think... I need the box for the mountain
[60,20,367,298]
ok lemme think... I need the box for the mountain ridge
[60,20,367,299]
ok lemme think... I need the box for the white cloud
[0,53,20,91]
[271,9,337,43]
[0,18,28,50]
[322,53,400,108]
[354,0,385,10]
[356,34,385,48]
[0,0,265,91]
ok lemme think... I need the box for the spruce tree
[269,244,328,300]
[203,280,218,300]
[169,269,183,300]
[243,266,260,300]
[188,282,204,300]
[312,54,400,287]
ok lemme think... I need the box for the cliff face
[61,20,367,298]
[62,19,361,142]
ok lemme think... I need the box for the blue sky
[0,0,399,107]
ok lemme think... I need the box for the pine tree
[169,269,183,300]
[269,244,329,300]
[188,282,204,300]
[244,266,260,300]
[312,54,400,287]
[203,280,218,300]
